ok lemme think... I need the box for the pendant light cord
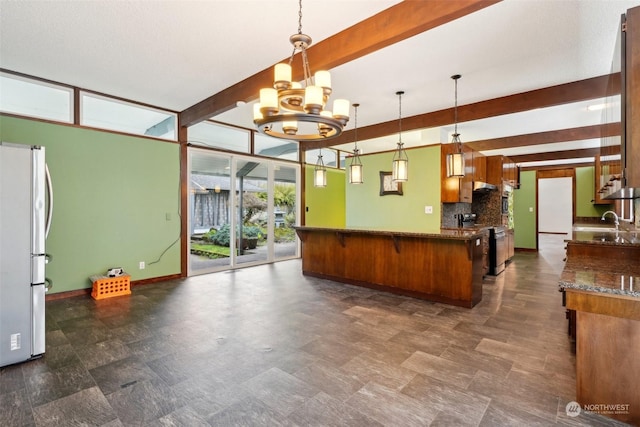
[454,78,458,136]
[353,104,359,152]
[397,91,403,145]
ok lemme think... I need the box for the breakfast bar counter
[294,226,486,308]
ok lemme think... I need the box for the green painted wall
[346,146,441,231]
[1,116,180,293]
[575,166,614,217]
[304,165,346,227]
[513,170,537,249]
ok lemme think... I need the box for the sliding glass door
[188,147,299,275]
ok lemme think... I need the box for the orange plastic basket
[90,274,131,300]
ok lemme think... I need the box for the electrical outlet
[139,261,145,270]
[424,205,433,214]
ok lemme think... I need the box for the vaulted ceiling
[1,0,638,168]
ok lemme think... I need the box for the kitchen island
[559,226,640,425]
[294,226,486,308]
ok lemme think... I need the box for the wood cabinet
[441,144,473,203]
[506,228,515,261]
[486,155,518,189]
[472,151,487,183]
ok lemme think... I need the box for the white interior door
[538,177,573,235]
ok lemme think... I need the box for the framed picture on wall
[379,171,403,196]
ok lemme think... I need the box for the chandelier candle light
[253,0,349,141]
[349,103,363,184]
[392,91,408,182]
[446,74,465,178]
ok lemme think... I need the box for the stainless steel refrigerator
[0,142,53,367]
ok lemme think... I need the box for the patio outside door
[188,147,299,276]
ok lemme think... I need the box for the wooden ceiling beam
[465,122,621,151]
[179,0,501,128]
[305,73,621,150]
[509,147,621,164]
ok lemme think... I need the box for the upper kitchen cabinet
[601,6,640,199]
[441,144,473,203]
[486,155,518,190]
[473,151,487,183]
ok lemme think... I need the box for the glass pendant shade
[349,148,363,184]
[349,163,363,184]
[392,143,409,182]
[446,150,465,178]
[314,153,327,187]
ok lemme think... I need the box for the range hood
[473,181,498,193]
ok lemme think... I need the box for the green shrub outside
[212,223,264,247]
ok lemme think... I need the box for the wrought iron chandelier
[349,103,363,184]
[392,91,408,182]
[253,0,349,141]
[446,74,465,178]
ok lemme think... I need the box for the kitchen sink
[573,226,619,232]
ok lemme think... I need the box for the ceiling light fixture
[446,74,465,178]
[392,91,408,182]
[349,103,363,184]
[253,0,349,141]
[314,149,327,187]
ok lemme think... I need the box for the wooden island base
[295,227,486,308]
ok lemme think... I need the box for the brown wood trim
[306,73,621,150]
[179,123,189,278]
[537,168,575,178]
[45,288,91,301]
[73,88,81,125]
[521,162,593,172]
[179,0,501,127]
[132,274,183,287]
[566,289,640,321]
[466,122,621,152]
[510,148,599,163]
[44,273,183,301]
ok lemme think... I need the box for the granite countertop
[559,256,640,298]
[294,226,486,241]
[569,224,640,246]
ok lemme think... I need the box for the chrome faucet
[601,210,620,230]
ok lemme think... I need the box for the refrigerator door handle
[45,163,53,239]
[45,277,53,292]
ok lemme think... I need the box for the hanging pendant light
[392,91,408,182]
[349,103,363,184]
[446,74,465,178]
[314,149,327,187]
[253,0,349,141]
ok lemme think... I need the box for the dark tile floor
[0,234,631,426]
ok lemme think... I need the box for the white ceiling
[1,0,638,165]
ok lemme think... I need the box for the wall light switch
[424,206,433,214]
[529,207,534,212]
